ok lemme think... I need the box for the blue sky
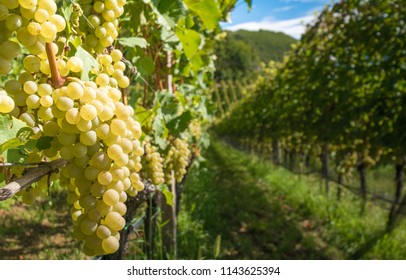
[221,0,338,39]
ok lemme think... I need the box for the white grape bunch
[0,0,147,256]
[141,138,165,185]
[163,138,191,185]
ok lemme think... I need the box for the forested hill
[230,30,296,63]
[215,30,296,81]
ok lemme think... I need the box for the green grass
[178,138,406,259]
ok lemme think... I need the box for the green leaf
[161,96,179,117]
[36,136,53,151]
[136,56,155,76]
[70,36,82,49]
[134,106,152,125]
[152,111,168,140]
[199,131,211,149]
[0,139,22,154]
[0,127,31,154]
[175,27,201,59]
[75,46,98,81]
[244,0,252,10]
[161,186,174,207]
[166,111,193,137]
[183,0,222,30]
[6,149,26,164]
[0,116,27,149]
[175,91,187,108]
[118,37,148,48]
[61,5,72,24]
[214,235,221,258]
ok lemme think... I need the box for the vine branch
[0,159,67,201]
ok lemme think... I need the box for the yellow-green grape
[48,14,66,32]
[5,13,23,31]
[27,21,41,35]
[34,8,49,23]
[67,82,84,100]
[0,4,9,21]
[0,40,20,60]
[101,236,119,254]
[67,57,83,72]
[19,0,37,10]
[0,40,20,75]
[0,90,15,113]
[104,211,125,231]
[96,225,111,239]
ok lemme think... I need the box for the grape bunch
[0,0,148,256]
[163,138,191,185]
[14,65,145,255]
[141,138,165,186]
[73,0,125,53]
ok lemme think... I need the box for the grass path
[179,139,343,259]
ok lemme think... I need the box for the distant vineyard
[216,0,406,228]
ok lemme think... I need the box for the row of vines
[216,0,406,228]
[0,0,251,259]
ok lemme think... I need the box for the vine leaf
[118,37,148,48]
[175,27,201,59]
[0,116,28,155]
[183,0,221,30]
[166,111,192,138]
[74,46,98,81]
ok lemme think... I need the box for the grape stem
[46,42,65,88]
[0,159,67,201]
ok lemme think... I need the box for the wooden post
[161,170,177,258]
[213,86,225,117]
[221,81,232,111]
[388,161,404,228]
[228,80,238,103]
[337,173,342,201]
[321,144,330,194]
[357,159,367,213]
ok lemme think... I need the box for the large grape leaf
[183,0,221,30]
[175,27,201,59]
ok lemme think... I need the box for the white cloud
[223,15,315,39]
[271,5,295,12]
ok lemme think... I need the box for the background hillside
[215,30,296,81]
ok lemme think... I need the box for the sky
[221,0,338,39]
